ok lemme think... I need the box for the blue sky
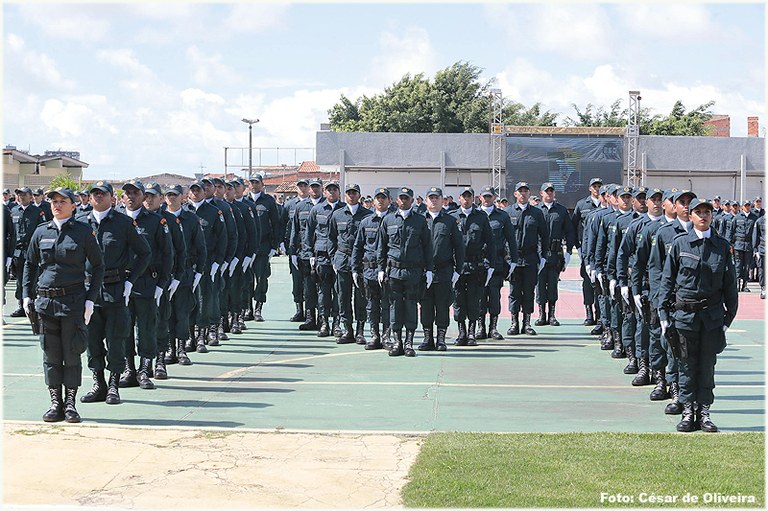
[3,2,765,181]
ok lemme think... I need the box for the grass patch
[402,432,764,508]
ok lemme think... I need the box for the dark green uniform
[155,208,185,371]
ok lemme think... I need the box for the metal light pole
[242,118,259,179]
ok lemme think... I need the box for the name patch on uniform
[680,252,700,261]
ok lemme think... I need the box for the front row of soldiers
[20,174,282,423]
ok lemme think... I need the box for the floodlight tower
[242,118,260,180]
[627,91,641,187]
[490,88,504,196]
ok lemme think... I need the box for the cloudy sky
[3,2,764,181]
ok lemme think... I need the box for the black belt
[316,250,329,257]
[38,283,85,298]
[389,260,420,269]
[674,297,713,312]
[143,268,159,279]
[363,260,378,269]
[520,246,537,256]
[103,268,129,285]
[434,259,454,269]
[465,255,484,263]
[337,246,352,255]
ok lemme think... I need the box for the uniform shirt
[160,209,188,285]
[539,200,576,261]
[583,206,612,269]
[376,208,434,280]
[250,191,281,255]
[503,201,549,266]
[616,213,656,288]
[22,216,104,315]
[210,197,238,263]
[11,202,46,255]
[425,208,464,283]
[648,220,688,309]
[659,228,738,330]
[77,207,151,305]
[605,209,639,281]
[306,201,343,266]
[351,208,389,281]
[484,206,518,273]
[730,211,758,251]
[185,200,226,269]
[283,195,304,249]
[290,196,325,260]
[34,200,53,221]
[329,203,372,272]
[450,206,497,272]
[629,215,668,296]
[231,199,259,262]
[752,215,765,255]
[3,204,16,261]
[124,207,173,297]
[572,195,601,249]
[593,208,622,276]
[172,208,208,286]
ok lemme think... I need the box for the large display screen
[505,135,624,209]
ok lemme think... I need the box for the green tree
[564,99,626,127]
[504,101,558,126]
[643,100,715,136]
[47,172,81,191]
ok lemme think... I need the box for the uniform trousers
[86,303,130,373]
[536,260,561,305]
[634,313,650,359]
[733,249,752,282]
[13,256,26,301]
[677,326,725,406]
[316,264,337,319]
[420,280,452,329]
[170,285,195,342]
[156,291,171,353]
[253,253,271,303]
[127,297,158,359]
[335,270,366,323]
[480,272,504,316]
[289,258,304,304]
[454,271,484,321]
[298,259,318,309]
[388,276,421,331]
[40,311,87,388]
[580,260,595,306]
[364,278,390,327]
[509,264,537,315]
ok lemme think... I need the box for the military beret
[46,186,77,203]
[398,187,414,198]
[540,182,555,192]
[480,185,496,197]
[122,179,145,193]
[426,186,442,197]
[144,182,163,195]
[91,181,114,195]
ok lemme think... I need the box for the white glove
[589,269,597,283]
[84,300,94,325]
[332,264,338,274]
[377,270,385,284]
[451,271,460,287]
[310,257,316,268]
[507,262,517,281]
[154,286,163,307]
[620,286,630,305]
[484,267,494,286]
[425,270,434,288]
[290,255,298,269]
[564,253,571,267]
[168,279,180,300]
[123,281,133,307]
[538,257,546,272]
[242,255,252,272]
[228,257,239,277]
[192,272,203,292]
[596,272,603,283]
[268,248,277,258]
[23,296,33,315]
[723,325,729,333]
[660,319,669,336]
[352,272,361,288]
[279,242,286,255]
[249,253,257,269]
[633,295,643,312]
[210,262,219,282]
[609,279,617,297]
[585,264,591,274]
[577,248,582,260]
[5,257,11,273]
[220,261,228,275]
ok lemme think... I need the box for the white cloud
[186,46,242,86]
[40,96,118,138]
[617,4,714,41]
[4,33,77,90]
[17,4,111,42]
[367,26,438,88]
[97,49,154,78]
[222,4,290,33]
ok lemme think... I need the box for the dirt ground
[3,422,423,509]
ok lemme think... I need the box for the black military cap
[145,182,163,195]
[189,180,204,190]
[91,181,114,195]
[345,183,361,193]
[211,176,226,186]
[589,177,603,186]
[480,185,496,197]
[632,186,648,198]
[32,187,44,196]
[122,179,145,193]
[673,189,696,202]
[374,187,390,198]
[200,177,214,185]
[713,195,721,201]
[662,188,679,202]
[647,187,663,198]
[225,180,237,188]
[78,189,90,196]
[248,174,263,183]
[324,180,340,190]
[461,186,475,196]
[14,186,32,194]
[165,184,184,195]
[617,186,633,197]
[231,177,245,187]
[398,187,414,198]
[426,186,442,197]
[308,178,322,187]
[689,198,714,211]
[296,177,310,185]
[46,186,77,203]
[540,182,555,192]
[515,181,529,191]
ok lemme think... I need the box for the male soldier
[3,203,16,322]
[233,179,258,326]
[377,187,433,357]
[583,184,614,341]
[659,198,738,433]
[594,185,625,355]
[306,181,343,337]
[329,183,371,344]
[415,196,427,215]
[632,188,677,401]
[283,178,310,322]
[185,181,226,353]
[3,188,17,209]
[32,188,53,221]
[248,174,281,321]
[571,177,603,326]
[77,190,92,213]
[76,181,150,406]
[290,178,325,331]
[649,189,696,416]
[754,197,764,218]
[535,182,576,327]
[753,213,765,299]
[164,184,207,365]
[352,187,394,350]
[730,200,757,291]
[417,186,464,351]
[451,186,496,345]
[208,177,238,342]
[504,182,548,336]
[23,187,104,423]
[477,185,517,341]
[143,182,185,379]
[227,179,259,332]
[119,180,173,390]
[711,196,723,217]
[10,187,46,317]
[722,199,739,241]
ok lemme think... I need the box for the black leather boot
[476,316,487,340]
[389,330,404,357]
[610,330,625,358]
[590,322,604,335]
[583,305,596,326]
[489,315,504,340]
[665,382,683,414]
[418,327,435,351]
[355,321,367,345]
[196,328,209,353]
[221,313,230,334]
[299,308,317,330]
[244,304,254,321]
[336,321,356,344]
[230,312,241,334]
[207,323,220,346]
[632,357,651,386]
[253,302,264,321]
[105,373,121,405]
[165,338,178,364]
[80,370,107,403]
[649,369,668,400]
[238,311,247,331]
[534,304,547,326]
[600,329,614,350]
[137,357,155,390]
[698,403,718,432]
[43,386,64,422]
[676,403,696,432]
[404,330,416,357]
[522,314,537,335]
[185,326,197,352]
[436,328,448,351]
[548,303,560,326]
[365,324,382,350]
[381,327,392,349]
[467,321,477,346]
[155,354,168,380]
[290,302,305,322]
[119,357,139,388]
[332,316,342,337]
[10,300,25,317]
[63,388,81,423]
[177,342,192,365]
[454,321,468,346]
[623,345,638,374]
[317,316,330,337]
[507,314,520,336]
